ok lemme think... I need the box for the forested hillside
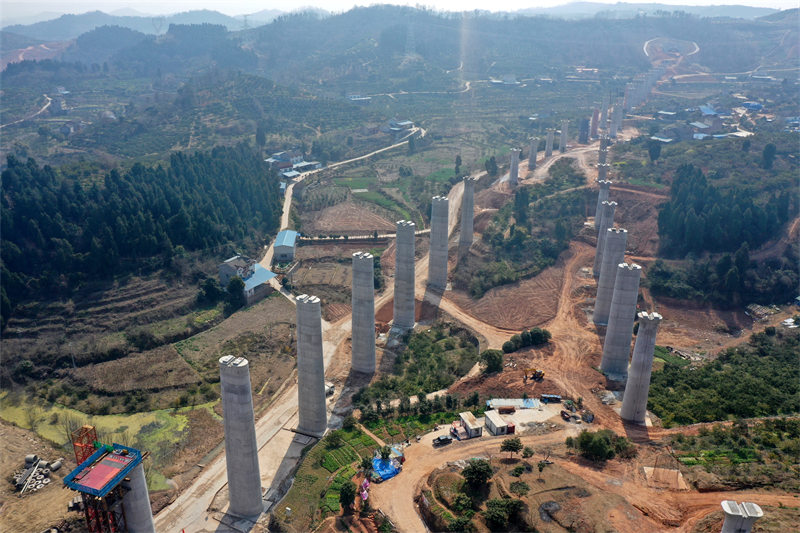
[0,144,282,327]
[658,164,793,257]
[648,329,800,426]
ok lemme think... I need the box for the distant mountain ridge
[1,9,282,41]
[1,2,781,44]
[517,2,778,19]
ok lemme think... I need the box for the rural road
[0,94,52,130]
[158,124,429,532]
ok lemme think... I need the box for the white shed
[459,412,482,438]
[484,410,508,436]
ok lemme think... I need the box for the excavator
[523,368,545,382]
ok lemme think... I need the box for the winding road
[0,94,52,130]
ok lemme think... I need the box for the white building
[484,410,508,436]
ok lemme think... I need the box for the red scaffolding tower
[70,426,128,533]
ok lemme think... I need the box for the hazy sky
[3,0,796,20]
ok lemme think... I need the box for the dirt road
[370,430,571,533]
[156,126,440,531]
[0,94,51,129]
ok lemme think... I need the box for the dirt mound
[449,347,563,399]
[473,209,496,233]
[303,200,396,235]
[375,298,437,327]
[447,262,563,330]
[325,303,352,322]
[475,188,511,210]
[611,188,663,257]
[648,296,753,353]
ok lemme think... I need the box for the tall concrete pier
[544,129,555,158]
[620,312,662,423]
[594,179,611,221]
[721,501,763,533]
[609,105,621,138]
[593,200,616,278]
[460,177,476,247]
[528,138,538,171]
[597,163,610,183]
[600,263,642,380]
[593,227,627,325]
[120,464,156,532]
[600,94,609,129]
[598,148,608,165]
[428,196,449,290]
[296,295,327,437]
[351,252,375,374]
[600,135,610,150]
[559,120,569,153]
[393,220,416,329]
[219,355,263,516]
[590,109,600,138]
[508,148,521,187]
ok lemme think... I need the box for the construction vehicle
[524,368,545,381]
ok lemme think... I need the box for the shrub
[480,349,504,373]
[522,446,534,458]
[509,480,529,496]
[461,459,492,488]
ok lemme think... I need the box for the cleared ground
[300,200,396,236]
[0,421,77,533]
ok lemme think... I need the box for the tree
[198,277,224,304]
[480,349,504,374]
[380,445,391,460]
[455,154,462,176]
[509,480,530,496]
[448,516,473,532]
[501,437,523,458]
[360,456,373,472]
[537,461,547,480]
[513,188,529,225]
[483,498,523,531]
[466,391,480,407]
[522,446,534,458]
[762,143,776,169]
[325,430,345,448]
[407,135,416,154]
[647,139,662,162]
[226,276,246,310]
[461,459,492,488]
[255,124,266,148]
[343,414,357,430]
[339,481,357,513]
[485,156,498,176]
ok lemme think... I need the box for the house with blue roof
[218,254,276,305]
[274,230,300,262]
[242,264,277,305]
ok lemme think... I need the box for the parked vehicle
[433,435,453,446]
[560,410,571,421]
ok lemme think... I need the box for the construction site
[2,30,798,533]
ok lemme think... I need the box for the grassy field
[333,175,377,189]
[0,390,218,490]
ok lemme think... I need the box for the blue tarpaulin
[372,458,399,481]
